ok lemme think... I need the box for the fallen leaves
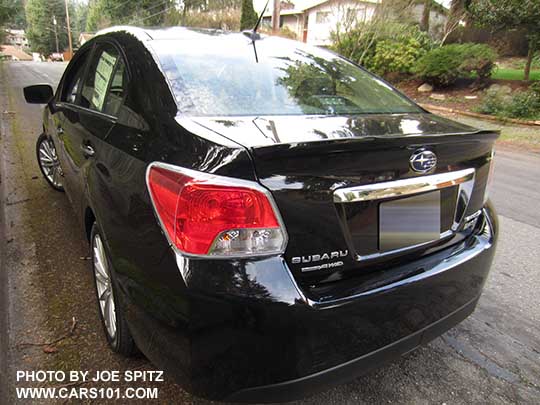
[42,345,58,354]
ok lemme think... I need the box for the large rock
[418,83,434,93]
[488,84,512,94]
[430,93,446,101]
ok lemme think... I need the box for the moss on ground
[3,65,83,374]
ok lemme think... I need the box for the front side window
[61,50,90,104]
[152,38,422,117]
[81,44,120,112]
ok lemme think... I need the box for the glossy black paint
[34,27,500,402]
[23,84,54,104]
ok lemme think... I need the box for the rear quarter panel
[81,32,258,359]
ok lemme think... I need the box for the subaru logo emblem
[410,150,437,173]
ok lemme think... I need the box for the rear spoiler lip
[249,130,500,158]
[181,115,499,156]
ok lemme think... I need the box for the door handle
[81,144,95,158]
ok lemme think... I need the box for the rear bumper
[122,204,497,402]
[227,294,479,402]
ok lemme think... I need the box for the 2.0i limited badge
[292,250,348,272]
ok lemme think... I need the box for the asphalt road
[1,61,539,404]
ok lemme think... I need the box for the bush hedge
[476,83,540,120]
[414,43,497,86]
[370,37,430,77]
[331,23,433,77]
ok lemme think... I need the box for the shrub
[181,9,241,31]
[476,84,540,120]
[505,91,540,119]
[534,53,540,69]
[370,37,429,76]
[276,26,298,40]
[240,0,258,30]
[414,43,497,87]
[459,44,498,81]
[530,80,540,95]
[413,46,461,86]
[331,23,433,76]
[331,26,377,67]
[475,88,510,116]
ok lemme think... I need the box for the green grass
[491,68,540,81]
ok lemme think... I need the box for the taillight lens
[146,164,287,257]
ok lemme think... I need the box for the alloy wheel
[38,138,63,189]
[92,233,117,339]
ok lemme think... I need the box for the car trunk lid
[190,113,499,290]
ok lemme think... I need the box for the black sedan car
[24,27,498,402]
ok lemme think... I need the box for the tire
[90,222,136,356]
[36,133,64,192]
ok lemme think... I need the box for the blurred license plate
[379,191,441,252]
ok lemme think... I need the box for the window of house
[315,11,331,24]
[346,7,366,24]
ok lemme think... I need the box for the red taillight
[147,165,286,256]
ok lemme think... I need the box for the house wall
[306,0,377,46]
[262,0,448,45]
[281,14,302,39]
[410,4,447,37]
[5,30,28,48]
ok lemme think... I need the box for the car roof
[95,26,260,42]
[92,25,312,64]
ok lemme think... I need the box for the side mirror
[23,84,54,104]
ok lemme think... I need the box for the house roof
[6,29,25,35]
[79,32,94,41]
[263,8,303,17]
[303,0,380,11]
[263,0,447,17]
[263,0,333,17]
[263,0,382,16]
[412,0,448,15]
[0,45,32,61]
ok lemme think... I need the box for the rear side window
[102,58,126,116]
[80,44,121,112]
[61,50,90,103]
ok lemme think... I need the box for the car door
[52,46,93,206]
[82,40,159,273]
[61,42,125,220]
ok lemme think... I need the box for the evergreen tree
[240,0,258,30]
[86,0,105,31]
[86,0,172,31]
[26,0,68,55]
[0,0,26,42]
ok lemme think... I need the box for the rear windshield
[152,37,422,117]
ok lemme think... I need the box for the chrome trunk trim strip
[333,168,475,203]
[333,169,476,262]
